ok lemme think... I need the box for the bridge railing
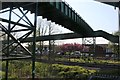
[49,0,83,26]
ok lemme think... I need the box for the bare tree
[36,18,61,54]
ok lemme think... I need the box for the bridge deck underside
[2,2,93,36]
[1,2,119,79]
[1,2,118,43]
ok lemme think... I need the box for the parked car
[57,51,64,55]
[71,51,81,58]
[74,51,81,56]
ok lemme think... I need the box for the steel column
[48,22,51,61]
[82,37,96,55]
[32,2,38,80]
[93,37,96,54]
[118,2,120,76]
[118,2,120,61]
[5,6,12,80]
[1,2,37,79]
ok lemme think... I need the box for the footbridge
[2,30,119,43]
[1,2,119,43]
[0,1,119,80]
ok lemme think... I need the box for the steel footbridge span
[0,1,119,80]
[1,2,118,42]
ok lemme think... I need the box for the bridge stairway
[1,2,119,43]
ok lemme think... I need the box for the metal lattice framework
[0,1,119,80]
[1,2,38,80]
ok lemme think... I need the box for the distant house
[88,44,113,57]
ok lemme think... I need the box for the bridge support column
[82,37,96,57]
[118,2,120,76]
[32,2,38,80]
[1,2,38,79]
[5,6,12,80]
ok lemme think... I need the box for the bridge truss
[0,1,119,80]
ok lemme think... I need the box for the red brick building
[88,44,112,57]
